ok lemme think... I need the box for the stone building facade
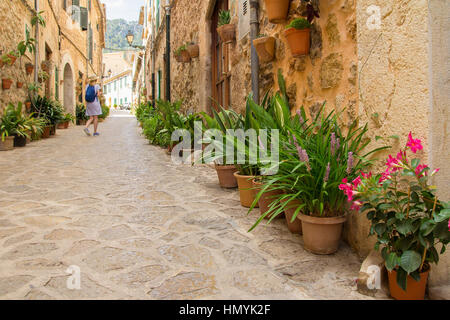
[143,0,449,288]
[0,0,106,114]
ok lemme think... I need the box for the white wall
[104,74,133,107]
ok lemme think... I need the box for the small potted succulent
[284,18,312,56]
[174,44,191,63]
[25,63,34,75]
[217,10,235,43]
[2,78,13,90]
[264,0,291,23]
[252,34,276,63]
[1,51,19,66]
[341,133,450,300]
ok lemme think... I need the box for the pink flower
[406,132,423,153]
[339,179,356,202]
[431,168,440,176]
[379,169,392,184]
[448,219,450,232]
[351,201,362,211]
[386,155,402,172]
[415,164,428,178]
[361,171,372,179]
[352,176,362,188]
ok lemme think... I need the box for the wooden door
[211,0,231,111]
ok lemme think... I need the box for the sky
[102,0,143,21]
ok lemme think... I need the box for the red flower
[379,169,392,184]
[406,132,423,153]
[415,164,428,178]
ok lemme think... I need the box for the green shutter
[55,67,59,100]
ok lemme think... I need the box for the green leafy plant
[341,133,450,291]
[99,105,110,119]
[218,10,231,27]
[60,113,75,123]
[76,103,89,121]
[30,95,64,126]
[0,103,36,140]
[174,44,187,56]
[286,18,312,30]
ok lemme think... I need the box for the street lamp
[126,30,145,50]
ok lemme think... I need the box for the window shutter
[88,25,93,62]
[72,0,80,18]
[80,7,88,30]
[63,0,67,10]
[238,0,250,40]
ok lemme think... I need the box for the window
[55,67,59,100]
[120,98,123,105]
[125,97,127,103]
[157,70,162,99]
[120,78,123,88]
[114,98,117,105]
[156,0,160,30]
[114,81,117,90]
[103,85,107,94]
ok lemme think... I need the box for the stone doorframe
[60,53,76,114]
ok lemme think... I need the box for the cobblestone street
[0,111,371,300]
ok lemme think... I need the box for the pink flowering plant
[340,133,450,291]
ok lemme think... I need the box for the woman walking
[83,76,102,136]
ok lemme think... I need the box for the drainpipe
[34,0,39,84]
[164,0,171,102]
[250,0,260,103]
[151,37,156,107]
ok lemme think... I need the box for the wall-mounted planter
[7,54,17,66]
[253,36,276,62]
[25,101,31,111]
[177,50,191,63]
[264,0,291,23]
[187,44,199,58]
[217,24,236,43]
[25,63,34,75]
[41,60,51,72]
[16,81,24,88]
[284,27,310,56]
[2,78,13,90]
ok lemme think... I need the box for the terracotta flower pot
[298,213,347,254]
[41,126,51,139]
[16,81,24,88]
[253,36,276,63]
[25,101,31,112]
[284,27,311,57]
[77,119,87,126]
[187,44,199,58]
[388,268,429,300]
[281,197,303,233]
[264,0,291,23]
[7,54,17,66]
[179,50,191,63]
[0,136,14,151]
[2,78,13,90]
[175,54,183,63]
[13,134,27,148]
[25,63,34,75]
[50,125,56,136]
[234,172,259,208]
[217,24,236,43]
[253,179,283,218]
[57,121,70,129]
[215,164,238,188]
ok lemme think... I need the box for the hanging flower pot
[7,54,17,66]
[387,268,430,300]
[187,44,199,58]
[214,164,238,188]
[179,50,191,63]
[234,172,259,208]
[217,24,236,44]
[25,63,34,75]
[16,81,24,89]
[284,18,312,57]
[253,36,276,63]
[2,78,13,90]
[0,136,14,151]
[298,213,347,254]
[264,0,291,23]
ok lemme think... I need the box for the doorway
[63,63,74,113]
[211,0,231,111]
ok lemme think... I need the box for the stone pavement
[0,110,373,300]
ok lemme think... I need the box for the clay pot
[42,126,51,138]
[298,213,347,254]
[253,36,276,63]
[179,50,191,63]
[264,0,291,23]
[234,172,259,208]
[16,81,24,88]
[388,268,429,300]
[2,78,13,90]
[281,197,303,233]
[217,24,236,43]
[215,164,238,188]
[13,134,27,148]
[50,125,56,136]
[0,136,14,151]
[187,44,199,58]
[284,28,311,56]
[25,63,34,75]
[253,179,283,218]
[57,121,70,129]
[76,119,87,126]
[175,54,183,63]
[25,101,32,112]
[7,54,17,65]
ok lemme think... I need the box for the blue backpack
[85,85,97,103]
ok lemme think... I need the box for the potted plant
[25,63,34,75]
[187,42,199,59]
[30,95,63,137]
[0,108,15,151]
[1,103,33,148]
[17,81,24,88]
[1,51,19,66]
[264,0,291,23]
[252,34,276,63]
[174,45,191,63]
[341,133,450,300]
[76,103,89,125]
[284,18,312,56]
[38,70,49,83]
[2,78,13,90]
[217,10,235,43]
[57,113,75,129]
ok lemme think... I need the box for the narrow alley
[0,111,370,300]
